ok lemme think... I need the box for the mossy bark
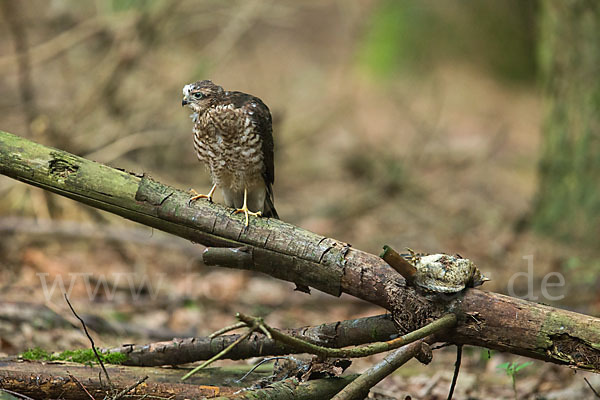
[533,1,600,242]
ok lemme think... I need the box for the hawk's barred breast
[193,95,269,191]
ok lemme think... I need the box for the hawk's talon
[188,193,211,206]
[233,207,261,227]
[188,184,217,206]
[233,188,262,227]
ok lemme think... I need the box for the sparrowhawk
[182,80,278,226]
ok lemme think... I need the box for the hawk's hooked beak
[182,98,190,107]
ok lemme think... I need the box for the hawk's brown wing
[227,92,278,218]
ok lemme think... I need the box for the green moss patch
[21,347,127,365]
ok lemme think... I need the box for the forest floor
[1,2,599,398]
[2,65,599,399]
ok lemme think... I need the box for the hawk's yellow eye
[193,92,203,99]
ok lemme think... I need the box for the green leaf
[497,361,510,371]
[514,361,533,372]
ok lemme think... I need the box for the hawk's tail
[263,185,279,219]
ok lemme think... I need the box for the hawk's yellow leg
[233,188,262,227]
[188,183,217,205]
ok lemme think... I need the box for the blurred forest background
[1,0,599,398]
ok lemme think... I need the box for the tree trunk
[533,1,600,242]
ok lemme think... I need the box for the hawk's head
[182,80,224,113]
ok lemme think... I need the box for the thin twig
[209,321,247,338]
[585,377,600,398]
[236,357,291,382]
[447,344,462,400]
[258,322,273,340]
[181,329,254,381]
[112,375,149,400]
[67,371,95,400]
[0,388,35,400]
[64,294,112,387]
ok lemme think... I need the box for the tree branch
[331,340,432,400]
[107,314,398,367]
[2,130,600,371]
[234,313,456,359]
